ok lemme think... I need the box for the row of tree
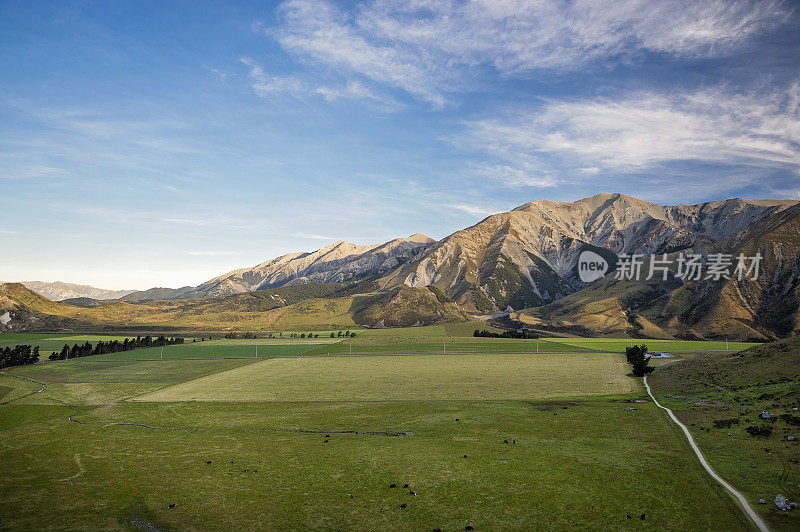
[473,329,539,339]
[285,331,358,339]
[48,335,185,361]
[1,345,40,369]
[223,332,256,339]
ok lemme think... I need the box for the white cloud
[271,0,788,104]
[448,203,501,218]
[458,82,800,183]
[274,0,448,105]
[241,57,396,107]
[187,251,242,256]
[471,162,557,188]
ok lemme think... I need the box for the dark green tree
[625,344,653,376]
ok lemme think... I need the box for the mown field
[134,353,636,402]
[1,349,750,531]
[544,337,761,353]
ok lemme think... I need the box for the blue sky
[2,0,799,289]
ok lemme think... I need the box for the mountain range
[4,193,799,340]
[19,281,135,302]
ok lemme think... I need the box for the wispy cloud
[69,207,269,232]
[458,82,800,186]
[273,0,448,105]
[448,203,501,218]
[470,162,558,189]
[203,65,229,82]
[294,233,339,241]
[241,57,397,108]
[271,0,788,104]
[0,165,69,180]
[186,251,242,256]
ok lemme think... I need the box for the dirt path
[643,375,769,532]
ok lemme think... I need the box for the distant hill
[19,281,135,301]
[0,281,464,332]
[189,233,436,298]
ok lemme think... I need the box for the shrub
[713,418,740,429]
[745,425,773,437]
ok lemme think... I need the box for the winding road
[643,375,769,532]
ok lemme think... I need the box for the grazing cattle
[389,484,397,488]
[403,484,409,488]
[409,491,416,496]
[168,504,175,509]
[399,503,407,509]
[206,460,212,464]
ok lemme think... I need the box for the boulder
[775,494,791,511]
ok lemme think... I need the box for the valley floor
[0,343,757,531]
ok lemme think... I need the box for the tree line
[1,345,40,369]
[473,329,539,339]
[48,335,185,361]
[284,331,358,339]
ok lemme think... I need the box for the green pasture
[77,341,332,361]
[0,326,783,529]
[134,352,636,402]
[304,337,592,355]
[544,337,761,353]
[0,349,749,530]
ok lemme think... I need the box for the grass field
[7,359,260,405]
[0,327,784,530]
[1,348,751,531]
[134,353,636,402]
[79,342,332,361]
[1,330,761,359]
[543,337,762,353]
